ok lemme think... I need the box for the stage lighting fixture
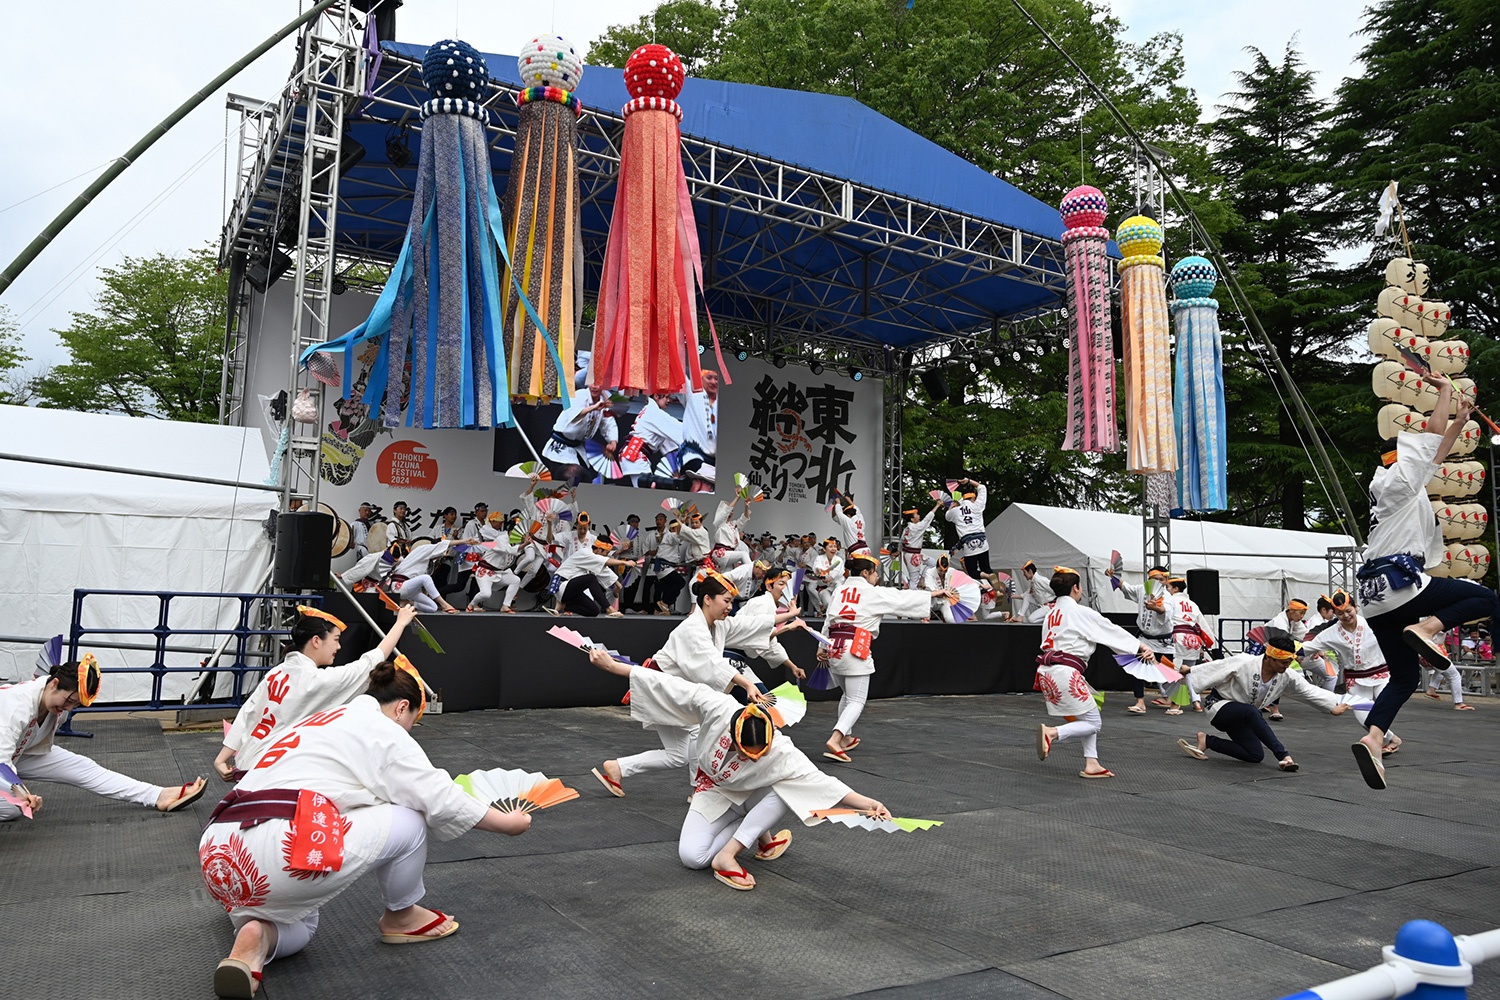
[331,276,348,295]
[698,342,706,355]
[809,360,824,375]
[385,125,411,168]
[338,133,366,175]
[772,356,786,369]
[735,348,749,362]
[851,369,864,382]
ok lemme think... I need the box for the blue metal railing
[67,588,318,713]
[1277,920,1500,999]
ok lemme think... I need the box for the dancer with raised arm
[899,501,943,589]
[1034,568,1158,779]
[1104,564,1173,713]
[944,478,991,578]
[1351,374,1500,788]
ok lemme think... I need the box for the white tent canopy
[985,503,1356,622]
[0,406,277,698]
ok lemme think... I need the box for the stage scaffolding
[217,1,1070,524]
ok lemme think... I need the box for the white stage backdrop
[249,284,883,561]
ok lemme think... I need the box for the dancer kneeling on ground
[201,657,530,999]
[1,656,205,821]
[1035,568,1158,780]
[1176,628,1348,770]
[584,646,890,891]
[1350,373,1500,788]
[216,605,419,782]
[821,555,953,763]
[592,570,800,797]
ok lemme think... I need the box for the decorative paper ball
[1170,255,1218,298]
[1116,215,1163,257]
[422,39,488,102]
[624,44,685,101]
[518,34,583,89]
[1059,185,1108,229]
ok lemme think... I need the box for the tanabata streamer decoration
[502,35,584,402]
[454,768,579,812]
[1117,215,1176,475]
[808,808,944,833]
[1170,256,1227,511]
[301,39,567,428]
[1059,186,1118,453]
[591,43,728,394]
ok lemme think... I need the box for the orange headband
[393,653,427,721]
[1167,577,1187,586]
[1322,590,1353,610]
[1265,644,1296,661]
[77,653,101,707]
[902,508,919,516]
[1054,565,1078,576]
[732,703,774,760]
[297,605,347,631]
[1288,599,1308,611]
[1381,449,1398,466]
[1147,569,1170,580]
[696,567,740,597]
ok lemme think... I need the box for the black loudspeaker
[919,369,949,403]
[1185,569,1220,616]
[274,511,334,591]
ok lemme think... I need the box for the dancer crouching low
[584,646,891,891]
[201,658,530,998]
[1034,567,1157,779]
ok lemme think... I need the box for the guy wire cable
[1004,0,1365,545]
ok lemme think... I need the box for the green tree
[588,0,729,74]
[38,246,227,421]
[1211,44,1376,531]
[1324,0,1500,339]
[0,304,29,404]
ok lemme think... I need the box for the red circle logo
[376,440,439,491]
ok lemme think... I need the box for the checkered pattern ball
[624,43,684,100]
[1060,185,1108,229]
[422,39,488,102]
[1116,215,1164,257]
[518,35,583,89]
[1170,255,1218,298]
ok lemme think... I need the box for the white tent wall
[985,503,1355,626]
[0,406,277,698]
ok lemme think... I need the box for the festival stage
[326,592,1140,712]
[7,690,1498,999]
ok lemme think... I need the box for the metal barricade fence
[67,588,319,713]
[1217,617,1266,654]
[1276,920,1500,999]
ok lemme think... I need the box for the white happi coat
[626,668,850,825]
[713,501,750,552]
[944,485,988,556]
[1264,610,1309,642]
[1359,431,1443,615]
[812,552,845,594]
[1036,595,1140,717]
[542,394,618,466]
[654,530,685,578]
[831,505,871,554]
[900,513,935,588]
[1117,578,1173,653]
[734,593,791,669]
[199,696,486,925]
[681,389,718,464]
[680,524,712,563]
[820,576,932,679]
[1020,573,1054,620]
[1,677,60,764]
[1187,653,1340,722]
[555,547,618,589]
[646,607,777,713]
[339,540,451,587]
[223,648,388,769]
[1168,591,1213,663]
[1297,614,1392,703]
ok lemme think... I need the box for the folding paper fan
[945,479,960,493]
[1113,653,1182,685]
[584,438,626,481]
[763,682,807,728]
[1244,625,1268,654]
[808,808,943,833]
[928,489,948,503]
[661,497,680,512]
[992,571,1015,599]
[34,634,63,676]
[805,664,833,690]
[1109,550,1124,589]
[0,762,34,819]
[516,460,551,481]
[946,570,982,623]
[535,497,564,518]
[374,588,445,654]
[789,567,807,600]
[454,768,579,813]
[546,625,640,665]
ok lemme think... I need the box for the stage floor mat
[4,691,1499,999]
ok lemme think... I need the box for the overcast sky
[0,0,1370,369]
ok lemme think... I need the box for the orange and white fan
[453,768,580,813]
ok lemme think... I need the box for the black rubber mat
[5,692,1499,999]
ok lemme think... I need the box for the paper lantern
[1385,257,1420,293]
[1453,543,1480,578]
[1420,300,1451,340]
[1430,545,1454,578]
[1058,185,1117,454]
[1469,544,1491,580]
[1367,317,1406,359]
[1432,500,1460,536]
[1372,360,1409,402]
[1378,286,1425,329]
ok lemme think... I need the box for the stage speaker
[919,369,949,403]
[274,511,334,591]
[1185,569,1220,616]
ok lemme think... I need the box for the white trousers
[932,599,954,624]
[678,788,787,869]
[1425,664,1467,704]
[833,673,871,735]
[618,725,698,783]
[246,804,430,964]
[0,745,161,821]
[397,574,442,613]
[903,556,924,590]
[1053,707,1102,760]
[1345,676,1398,742]
[716,548,749,571]
[469,569,523,609]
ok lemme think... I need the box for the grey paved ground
[5,690,1498,1000]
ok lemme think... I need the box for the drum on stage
[366,520,391,553]
[319,503,353,558]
